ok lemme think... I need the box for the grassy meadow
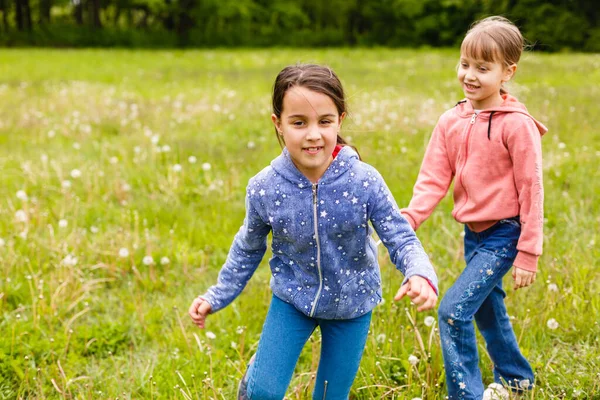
[0,48,599,399]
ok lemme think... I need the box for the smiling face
[272,86,345,183]
[457,54,516,110]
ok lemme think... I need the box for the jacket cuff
[513,251,539,272]
[400,212,417,231]
[198,294,217,313]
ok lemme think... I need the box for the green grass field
[0,49,599,399]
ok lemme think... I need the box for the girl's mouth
[464,83,479,91]
[303,147,323,154]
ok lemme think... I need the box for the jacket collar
[271,145,359,186]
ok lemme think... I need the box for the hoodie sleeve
[507,117,544,272]
[370,172,438,294]
[401,115,454,230]
[200,183,271,313]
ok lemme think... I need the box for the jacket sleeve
[370,173,438,294]
[507,118,544,271]
[200,184,271,312]
[401,116,454,230]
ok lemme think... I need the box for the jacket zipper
[310,183,323,317]
[456,113,477,215]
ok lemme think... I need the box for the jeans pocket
[499,217,521,228]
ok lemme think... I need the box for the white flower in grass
[151,135,160,144]
[188,156,197,164]
[73,142,81,150]
[161,145,171,153]
[0,238,5,247]
[71,169,81,179]
[408,355,419,366]
[118,248,129,258]
[58,219,68,228]
[47,130,56,138]
[160,257,170,265]
[172,164,182,172]
[558,142,566,149]
[41,154,48,163]
[376,333,386,343]
[547,283,558,292]
[109,157,119,164]
[202,163,211,171]
[205,331,216,340]
[15,210,28,223]
[122,183,131,192]
[62,180,72,189]
[547,318,559,330]
[90,226,99,234]
[143,255,154,265]
[424,316,435,327]
[19,231,28,239]
[247,141,256,149]
[134,146,142,153]
[16,190,28,201]
[62,254,78,267]
[411,398,423,400]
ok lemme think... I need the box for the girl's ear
[503,64,517,82]
[271,114,282,134]
[338,112,346,129]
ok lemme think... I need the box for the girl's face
[272,86,345,183]
[457,53,516,110]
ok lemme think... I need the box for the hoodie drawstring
[487,111,496,140]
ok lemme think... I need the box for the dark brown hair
[461,16,524,94]
[272,64,358,156]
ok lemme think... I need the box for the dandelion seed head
[70,169,82,179]
[172,164,182,172]
[424,316,435,327]
[376,333,386,343]
[109,157,119,164]
[202,163,211,171]
[408,355,419,366]
[247,141,256,149]
[118,248,129,258]
[16,190,28,201]
[205,331,216,340]
[58,219,68,228]
[143,255,154,265]
[547,283,558,292]
[0,238,4,247]
[90,226,99,234]
[188,156,197,163]
[162,145,171,152]
[547,318,559,330]
[160,257,170,265]
[73,142,81,150]
[62,180,72,189]
[15,210,28,223]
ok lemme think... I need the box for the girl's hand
[512,267,536,290]
[189,297,212,329]
[394,276,438,312]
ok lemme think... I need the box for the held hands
[189,297,212,329]
[512,267,536,290]
[394,276,438,312]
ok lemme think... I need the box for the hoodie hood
[270,145,360,185]
[456,94,548,137]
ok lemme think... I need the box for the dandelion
[62,180,72,189]
[134,146,142,153]
[376,333,386,343]
[202,163,211,171]
[151,135,160,144]
[19,231,28,239]
[188,156,197,163]
[547,283,558,292]
[205,331,216,340]
[408,355,419,366]
[547,318,559,330]
[247,141,256,149]
[161,145,171,152]
[172,164,182,172]
[62,254,78,267]
[558,142,566,149]
[160,257,170,265]
[73,142,81,150]
[122,183,131,192]
[16,190,28,201]
[90,226,99,233]
[0,238,5,247]
[424,316,435,327]
[109,157,119,164]
[143,256,154,265]
[47,130,56,138]
[231,341,238,349]
[70,169,82,179]
[118,248,129,258]
[58,219,68,228]
[41,154,48,163]
[15,210,28,223]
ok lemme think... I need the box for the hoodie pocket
[335,270,381,319]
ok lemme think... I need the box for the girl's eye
[320,120,332,125]
[292,121,304,126]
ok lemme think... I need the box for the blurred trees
[0,0,597,50]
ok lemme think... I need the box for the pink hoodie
[401,94,547,272]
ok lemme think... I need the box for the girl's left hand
[394,276,438,312]
[512,267,536,290]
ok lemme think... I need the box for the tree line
[1,0,598,50]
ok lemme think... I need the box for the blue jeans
[438,219,534,399]
[244,295,371,400]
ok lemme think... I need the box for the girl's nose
[306,124,321,140]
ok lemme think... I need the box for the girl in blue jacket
[189,64,438,400]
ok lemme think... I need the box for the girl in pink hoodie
[401,16,547,400]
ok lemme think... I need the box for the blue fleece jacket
[201,146,438,320]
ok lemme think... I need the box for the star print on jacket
[201,146,438,320]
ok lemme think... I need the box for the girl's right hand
[189,297,212,329]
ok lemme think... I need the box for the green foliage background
[0,48,599,398]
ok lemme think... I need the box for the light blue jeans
[243,295,372,400]
[438,218,534,399]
